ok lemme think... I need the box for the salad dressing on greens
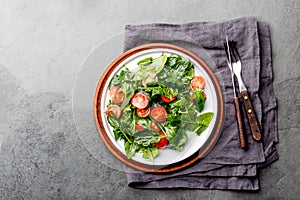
[106,54,213,161]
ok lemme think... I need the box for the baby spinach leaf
[135,55,167,80]
[137,57,153,66]
[196,112,214,135]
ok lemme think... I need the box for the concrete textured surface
[0,0,299,199]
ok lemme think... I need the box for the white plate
[94,43,224,172]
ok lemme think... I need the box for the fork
[224,37,248,149]
[229,41,262,142]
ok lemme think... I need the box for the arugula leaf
[107,116,119,128]
[107,116,125,141]
[143,83,178,99]
[118,105,136,136]
[140,147,159,160]
[109,67,134,88]
[161,123,179,142]
[120,90,134,110]
[125,140,138,159]
[169,129,188,152]
[192,89,207,112]
[158,56,194,93]
[134,134,161,147]
[133,114,151,131]
[165,55,180,67]
[165,114,181,126]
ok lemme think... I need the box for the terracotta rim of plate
[93,43,224,173]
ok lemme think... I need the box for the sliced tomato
[190,76,206,90]
[150,122,161,132]
[155,132,169,149]
[106,105,121,119]
[142,76,158,87]
[136,107,150,118]
[131,92,149,109]
[135,123,144,131]
[161,93,176,103]
[150,106,167,122]
[109,86,125,104]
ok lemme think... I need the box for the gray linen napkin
[124,17,278,190]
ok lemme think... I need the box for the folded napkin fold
[124,17,278,190]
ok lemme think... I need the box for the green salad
[105,54,214,161]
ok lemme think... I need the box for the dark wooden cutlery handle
[233,97,248,149]
[240,90,262,141]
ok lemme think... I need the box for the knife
[229,41,262,142]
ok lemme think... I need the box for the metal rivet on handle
[247,109,252,113]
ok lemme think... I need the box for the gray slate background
[0,0,299,199]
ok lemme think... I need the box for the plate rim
[94,43,224,173]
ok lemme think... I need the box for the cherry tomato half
[150,122,161,132]
[161,93,176,103]
[155,132,169,149]
[109,86,125,104]
[190,76,206,90]
[142,76,158,87]
[106,105,121,119]
[135,123,144,131]
[136,107,150,118]
[131,92,149,109]
[150,106,167,122]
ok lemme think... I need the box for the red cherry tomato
[155,132,169,149]
[150,106,167,122]
[161,93,176,103]
[135,123,144,131]
[106,105,121,119]
[136,107,150,118]
[142,76,158,87]
[109,86,125,104]
[190,76,206,90]
[131,92,149,109]
[150,122,161,132]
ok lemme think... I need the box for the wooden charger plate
[94,43,224,173]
